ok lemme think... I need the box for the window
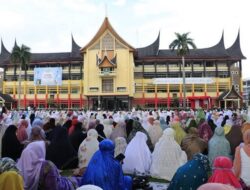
[206,62,214,67]
[37,89,46,94]
[102,79,113,92]
[89,87,99,92]
[117,87,126,92]
[62,74,69,80]
[71,74,81,80]
[143,72,155,79]
[193,72,203,77]
[71,88,78,93]
[28,89,34,94]
[168,72,180,78]
[218,71,229,78]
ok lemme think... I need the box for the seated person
[17,140,81,190]
[167,153,210,190]
[208,156,241,189]
[81,139,132,190]
[0,157,24,190]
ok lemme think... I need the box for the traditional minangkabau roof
[71,35,82,58]
[157,32,230,59]
[226,30,246,59]
[136,32,160,57]
[218,85,242,100]
[0,92,16,103]
[81,17,135,52]
[137,31,246,60]
[0,35,82,65]
[97,53,117,67]
[0,39,11,64]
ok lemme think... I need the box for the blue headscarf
[81,139,131,190]
[167,153,210,190]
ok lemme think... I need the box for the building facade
[243,78,250,107]
[0,17,246,110]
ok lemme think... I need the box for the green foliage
[11,44,31,69]
[169,32,196,56]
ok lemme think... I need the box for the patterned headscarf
[0,157,19,174]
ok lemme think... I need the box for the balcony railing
[99,70,116,77]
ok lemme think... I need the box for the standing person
[234,129,250,189]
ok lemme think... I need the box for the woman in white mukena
[150,128,187,181]
[122,131,151,174]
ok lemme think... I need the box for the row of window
[4,74,83,81]
[135,71,230,78]
[4,64,82,71]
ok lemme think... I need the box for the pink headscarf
[198,183,236,190]
[17,141,46,190]
[16,120,28,142]
[208,156,241,189]
[198,122,213,142]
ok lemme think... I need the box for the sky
[0,0,249,78]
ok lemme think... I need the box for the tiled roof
[0,35,82,65]
[226,30,246,59]
[136,32,160,57]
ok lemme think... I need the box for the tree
[11,44,31,110]
[169,32,196,109]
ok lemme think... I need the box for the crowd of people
[0,105,250,190]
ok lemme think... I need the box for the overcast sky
[0,0,249,78]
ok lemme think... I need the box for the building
[0,17,246,110]
[243,78,250,107]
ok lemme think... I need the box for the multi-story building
[243,78,250,106]
[0,17,246,110]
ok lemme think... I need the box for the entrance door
[101,98,115,111]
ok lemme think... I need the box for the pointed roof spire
[226,29,246,59]
[71,34,81,58]
[136,31,160,57]
[214,30,226,50]
[0,39,11,64]
[1,39,10,55]
[14,38,18,48]
[81,17,135,52]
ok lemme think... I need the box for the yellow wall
[83,31,134,97]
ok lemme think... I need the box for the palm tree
[169,32,196,109]
[11,44,31,110]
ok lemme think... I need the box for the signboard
[153,78,215,84]
[34,67,62,86]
